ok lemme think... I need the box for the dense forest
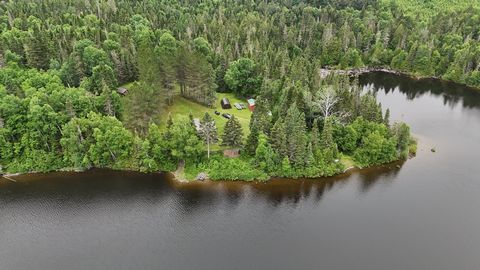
[7,0,479,179]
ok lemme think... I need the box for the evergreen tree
[269,119,287,158]
[60,55,82,87]
[284,103,307,167]
[221,115,243,148]
[156,32,178,105]
[305,141,315,167]
[320,117,338,162]
[254,133,278,173]
[24,26,51,70]
[310,119,321,155]
[320,117,335,150]
[392,122,411,158]
[245,116,260,156]
[123,30,164,135]
[384,108,391,127]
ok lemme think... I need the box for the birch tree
[199,113,218,159]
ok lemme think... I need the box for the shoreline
[0,158,405,184]
[1,69,428,184]
[320,67,480,91]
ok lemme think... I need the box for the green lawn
[161,93,252,134]
[120,83,252,150]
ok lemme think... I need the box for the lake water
[1,72,480,270]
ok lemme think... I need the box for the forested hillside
[7,0,477,178]
[1,0,479,86]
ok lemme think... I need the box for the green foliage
[340,48,364,69]
[85,64,118,95]
[82,46,110,76]
[334,124,358,153]
[204,155,268,181]
[61,112,134,169]
[193,37,212,58]
[167,118,204,164]
[392,122,411,159]
[1,0,424,179]
[224,58,262,96]
[353,131,398,167]
[221,115,243,148]
[145,123,176,172]
[284,103,308,167]
[254,133,279,173]
[156,32,178,55]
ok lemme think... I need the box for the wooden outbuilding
[247,98,255,111]
[223,149,240,158]
[221,98,232,109]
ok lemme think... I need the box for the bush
[205,155,268,181]
[353,131,398,167]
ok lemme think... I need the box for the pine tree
[163,113,174,142]
[320,117,335,150]
[24,26,52,70]
[269,119,287,158]
[245,115,260,156]
[284,103,307,167]
[320,117,338,162]
[310,119,320,151]
[177,46,216,106]
[221,115,243,148]
[101,84,115,116]
[156,32,178,105]
[124,31,164,135]
[305,141,315,167]
[384,108,391,127]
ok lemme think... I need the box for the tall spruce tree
[124,29,165,135]
[221,115,243,148]
[24,26,52,70]
[245,116,260,156]
[269,119,287,158]
[384,108,391,127]
[310,119,321,156]
[320,117,335,150]
[284,103,308,167]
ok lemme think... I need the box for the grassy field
[120,83,252,150]
[161,93,252,136]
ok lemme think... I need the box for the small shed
[223,149,240,158]
[247,98,255,111]
[221,98,232,109]
[117,87,128,96]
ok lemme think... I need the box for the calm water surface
[1,72,480,270]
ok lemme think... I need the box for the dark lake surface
[2,72,480,270]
